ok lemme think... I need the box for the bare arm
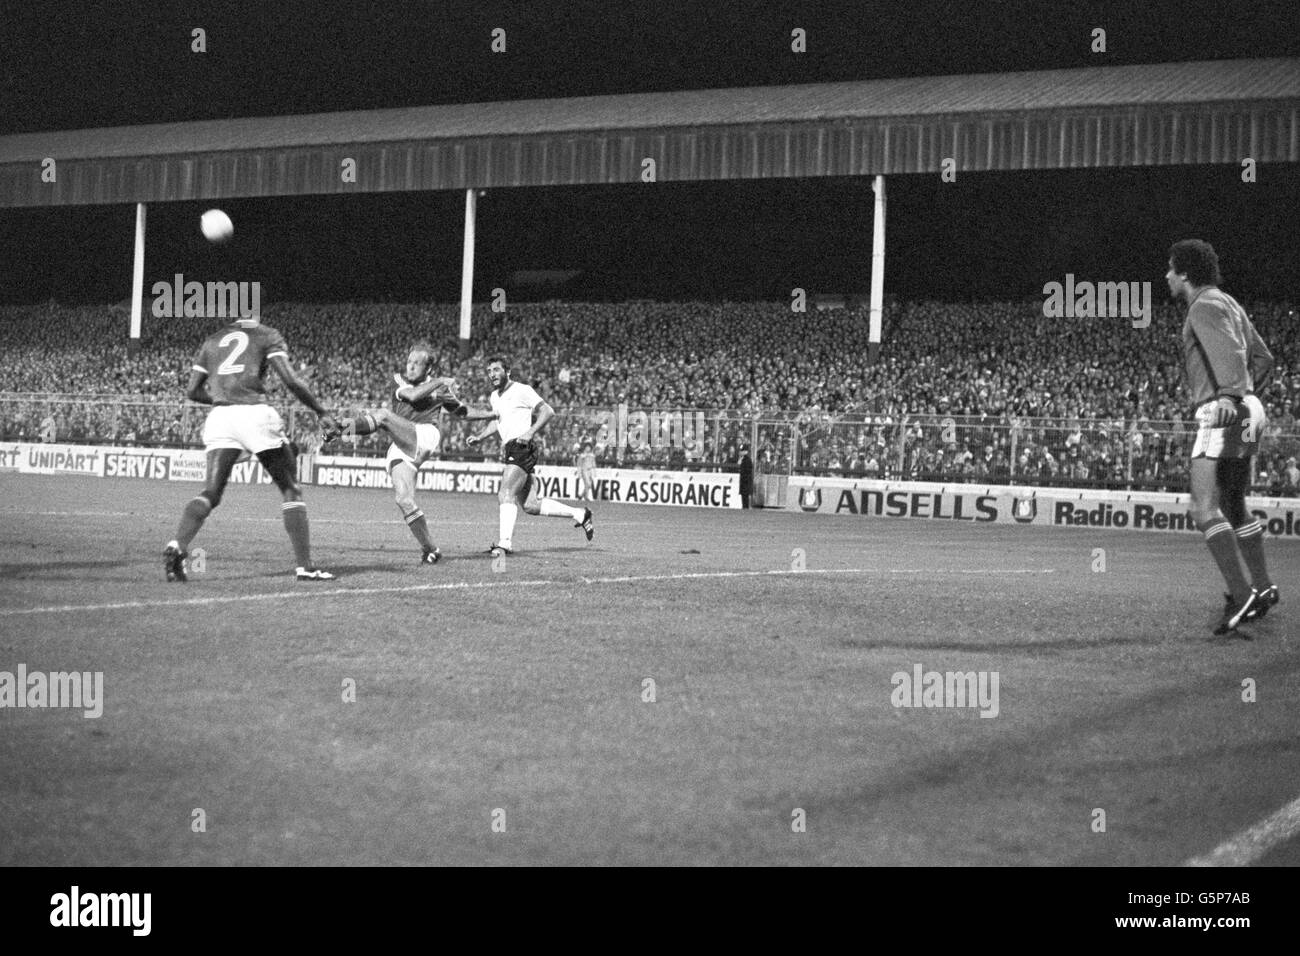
[466,419,499,446]
[185,369,213,405]
[269,355,327,416]
[395,374,457,404]
[519,401,554,443]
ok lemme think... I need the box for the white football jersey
[490,381,544,444]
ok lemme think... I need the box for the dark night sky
[2,0,1298,304]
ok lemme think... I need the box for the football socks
[282,500,312,568]
[498,502,518,551]
[538,498,584,521]
[1200,520,1251,603]
[403,508,435,551]
[176,495,212,549]
[1233,519,1272,591]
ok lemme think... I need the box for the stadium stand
[2,299,1297,494]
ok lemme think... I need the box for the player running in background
[575,442,598,502]
[331,342,496,563]
[466,357,593,555]
[1167,239,1277,635]
[164,315,340,582]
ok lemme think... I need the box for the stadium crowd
[2,298,1298,493]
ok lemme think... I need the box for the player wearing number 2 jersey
[163,316,341,582]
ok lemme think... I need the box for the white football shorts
[1192,394,1265,460]
[386,423,442,470]
[202,404,287,455]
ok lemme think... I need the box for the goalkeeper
[326,342,497,564]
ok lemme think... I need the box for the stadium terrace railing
[3,396,1299,497]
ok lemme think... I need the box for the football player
[575,441,598,502]
[164,314,339,582]
[332,342,496,563]
[466,357,593,555]
[1167,239,1278,634]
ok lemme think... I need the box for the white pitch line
[0,510,664,528]
[0,566,1054,617]
[1,510,490,525]
[1185,794,1300,866]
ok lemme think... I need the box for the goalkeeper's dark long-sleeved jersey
[1181,288,1272,409]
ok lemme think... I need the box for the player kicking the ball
[467,357,594,556]
[1167,239,1278,635]
[329,342,496,563]
[164,314,340,582]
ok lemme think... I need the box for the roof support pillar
[868,174,885,364]
[458,187,476,360]
[129,201,146,359]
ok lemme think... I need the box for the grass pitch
[1,474,1297,865]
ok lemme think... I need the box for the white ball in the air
[201,209,234,243]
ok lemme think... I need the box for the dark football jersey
[392,377,442,425]
[191,321,290,406]
[1181,289,1252,408]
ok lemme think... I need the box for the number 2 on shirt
[216,331,249,375]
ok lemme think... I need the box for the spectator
[738,445,753,509]
[1285,457,1300,494]
[1,297,1297,495]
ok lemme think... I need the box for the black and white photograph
[1,0,1298,913]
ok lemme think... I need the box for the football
[200,209,234,243]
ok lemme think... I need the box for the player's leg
[165,447,240,581]
[391,459,439,562]
[372,409,423,460]
[338,408,413,455]
[509,442,592,540]
[522,485,580,519]
[1217,456,1271,585]
[256,440,333,580]
[339,409,383,439]
[493,463,528,553]
[1216,437,1279,624]
[518,472,539,513]
[178,448,241,546]
[522,481,593,540]
[1232,397,1278,617]
[1190,454,1254,632]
